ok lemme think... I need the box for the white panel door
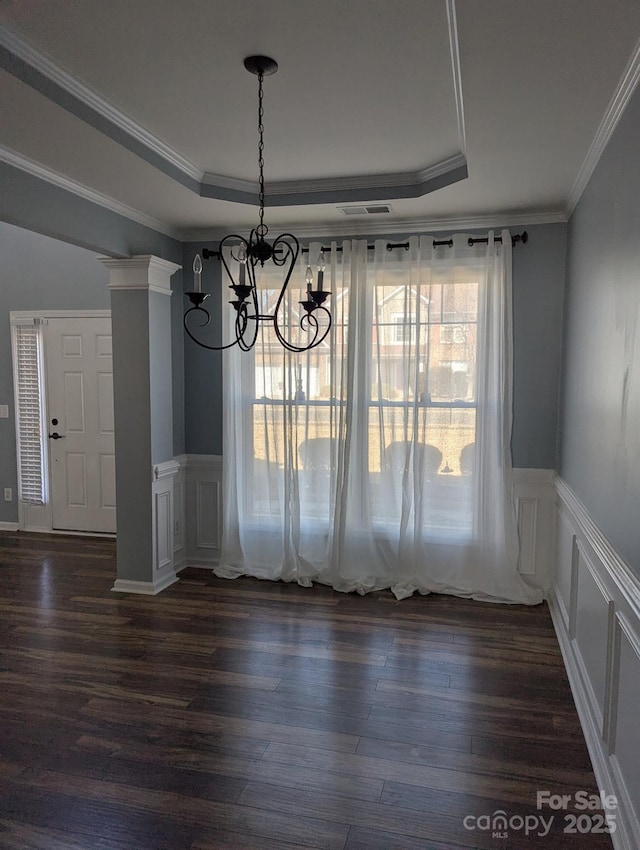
[45,317,116,533]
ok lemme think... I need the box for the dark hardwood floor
[0,532,614,849]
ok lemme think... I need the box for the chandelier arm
[270,234,300,320]
[271,233,300,268]
[272,319,315,352]
[184,306,246,351]
[302,306,332,348]
[271,309,331,353]
[270,233,299,267]
[236,304,259,352]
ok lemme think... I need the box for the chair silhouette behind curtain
[298,438,332,472]
[384,441,442,478]
[460,442,475,475]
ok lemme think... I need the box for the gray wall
[183,242,223,455]
[1,164,185,459]
[512,223,567,468]
[0,221,109,524]
[149,290,175,464]
[559,84,640,576]
[1,163,180,261]
[0,169,185,524]
[1,168,570,532]
[183,223,568,467]
[109,288,153,576]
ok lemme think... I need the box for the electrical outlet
[0,405,9,419]
[3,488,12,501]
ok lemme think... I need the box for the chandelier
[184,56,331,353]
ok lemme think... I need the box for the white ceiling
[1,0,640,239]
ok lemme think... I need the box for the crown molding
[101,255,181,294]
[198,152,466,207]
[201,171,256,194]
[0,140,564,246]
[264,155,468,196]
[181,209,567,243]
[567,34,640,214]
[0,144,181,239]
[0,11,469,208]
[446,0,467,156]
[0,24,203,185]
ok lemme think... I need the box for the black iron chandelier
[184,56,331,353]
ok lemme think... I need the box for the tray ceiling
[1,0,640,237]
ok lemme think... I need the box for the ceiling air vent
[338,204,393,216]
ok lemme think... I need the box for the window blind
[13,324,45,505]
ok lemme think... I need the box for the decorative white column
[100,255,181,594]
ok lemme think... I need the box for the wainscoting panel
[150,459,181,589]
[184,454,223,568]
[154,489,172,571]
[173,456,186,570]
[610,614,640,822]
[513,468,556,590]
[554,505,574,631]
[550,478,640,850]
[574,546,613,725]
[177,461,554,588]
[196,482,221,549]
[515,497,537,574]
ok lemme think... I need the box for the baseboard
[551,478,640,850]
[27,528,115,538]
[0,522,19,531]
[111,573,179,595]
[185,561,218,570]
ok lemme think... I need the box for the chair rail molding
[550,477,640,850]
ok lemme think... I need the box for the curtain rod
[202,231,528,260]
[309,231,528,253]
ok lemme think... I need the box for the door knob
[48,432,65,440]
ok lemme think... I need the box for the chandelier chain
[257,70,266,234]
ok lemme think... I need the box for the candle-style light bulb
[317,248,325,291]
[305,264,313,293]
[237,244,247,285]
[193,253,203,293]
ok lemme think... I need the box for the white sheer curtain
[218,232,542,604]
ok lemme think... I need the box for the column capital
[100,255,181,295]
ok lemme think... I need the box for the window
[249,264,344,518]
[223,234,530,602]
[391,313,416,343]
[370,271,478,533]
[247,256,479,532]
[440,324,467,344]
[11,320,47,505]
